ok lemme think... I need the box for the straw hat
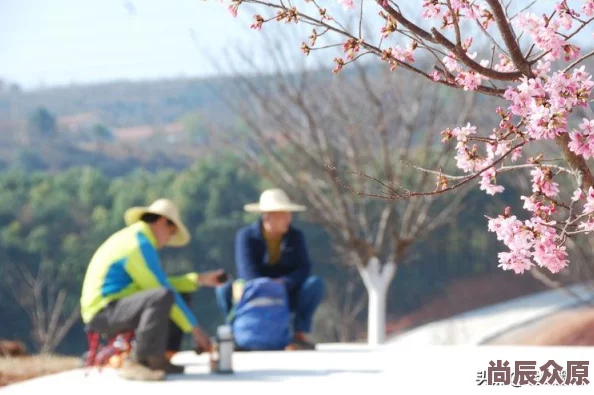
[244,188,306,213]
[124,198,191,247]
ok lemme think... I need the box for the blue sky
[1,0,590,91]
[0,0,261,89]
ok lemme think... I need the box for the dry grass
[0,355,81,387]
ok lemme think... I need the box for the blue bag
[229,277,292,351]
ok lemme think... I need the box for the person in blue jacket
[216,188,325,350]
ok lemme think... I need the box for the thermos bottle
[209,324,234,374]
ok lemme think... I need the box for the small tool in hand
[217,271,230,283]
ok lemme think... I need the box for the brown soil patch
[0,355,81,387]
[385,271,572,336]
[488,307,594,346]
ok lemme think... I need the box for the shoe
[164,350,176,362]
[285,335,316,351]
[234,343,250,352]
[118,359,166,381]
[144,355,185,374]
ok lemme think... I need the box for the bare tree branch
[4,260,80,354]
[208,31,477,339]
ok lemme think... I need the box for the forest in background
[0,156,541,355]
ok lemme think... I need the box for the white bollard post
[359,257,396,346]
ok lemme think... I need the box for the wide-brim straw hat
[244,188,306,213]
[124,198,191,247]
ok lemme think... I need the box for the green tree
[92,124,113,141]
[28,107,57,137]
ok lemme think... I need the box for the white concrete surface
[387,282,594,346]
[2,344,593,393]
[4,284,594,393]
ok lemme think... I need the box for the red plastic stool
[84,330,135,374]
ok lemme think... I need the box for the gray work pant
[86,288,175,358]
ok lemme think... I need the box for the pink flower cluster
[421,0,484,21]
[515,13,576,62]
[441,120,520,196]
[577,187,594,233]
[504,67,594,147]
[474,64,593,274]
[568,118,594,160]
[487,212,568,274]
[584,0,594,17]
[424,1,594,274]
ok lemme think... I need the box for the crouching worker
[80,198,222,381]
[216,188,325,350]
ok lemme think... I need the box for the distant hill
[0,75,260,175]
[0,77,238,128]
[1,53,592,176]
[0,66,348,175]
[2,50,593,128]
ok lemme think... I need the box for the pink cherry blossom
[534,60,551,77]
[530,167,560,198]
[430,70,441,81]
[571,188,585,202]
[479,167,505,195]
[391,46,414,63]
[582,187,594,214]
[515,12,570,61]
[455,71,484,91]
[555,1,578,30]
[337,0,355,10]
[521,195,555,217]
[447,0,483,19]
[488,212,567,274]
[494,54,516,72]
[486,137,510,159]
[584,0,594,16]
[443,54,460,72]
[579,218,594,233]
[422,1,441,19]
[497,251,533,274]
[568,119,594,159]
[533,241,568,274]
[511,147,523,162]
[487,214,523,246]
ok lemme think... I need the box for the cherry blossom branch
[331,140,528,200]
[447,0,462,46]
[247,0,514,96]
[566,16,594,40]
[484,0,533,77]
[509,0,538,21]
[473,19,510,60]
[565,48,594,72]
[402,161,574,181]
[218,0,594,276]
[430,28,523,81]
[381,2,524,80]
[556,133,594,190]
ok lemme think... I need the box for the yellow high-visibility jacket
[80,221,199,333]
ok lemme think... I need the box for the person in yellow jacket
[80,198,224,381]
